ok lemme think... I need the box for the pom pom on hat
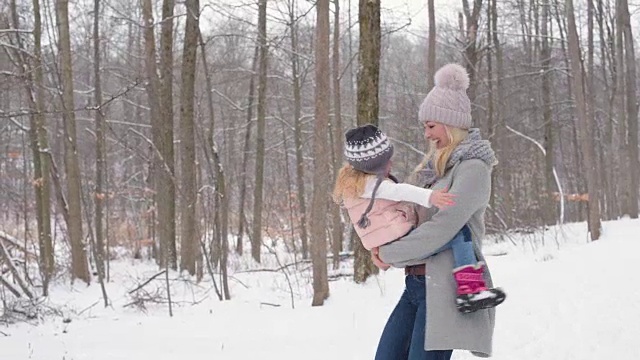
[418,63,473,128]
[434,63,469,91]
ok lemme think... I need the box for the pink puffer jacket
[343,196,417,250]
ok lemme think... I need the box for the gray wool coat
[378,158,495,358]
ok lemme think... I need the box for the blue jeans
[435,225,476,268]
[375,227,474,360]
[375,275,453,360]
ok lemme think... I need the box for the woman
[373,63,499,360]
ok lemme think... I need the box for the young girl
[333,124,505,313]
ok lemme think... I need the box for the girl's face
[424,121,450,149]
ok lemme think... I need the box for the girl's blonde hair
[332,163,372,204]
[410,125,469,182]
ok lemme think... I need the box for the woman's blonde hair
[410,125,469,182]
[332,163,372,204]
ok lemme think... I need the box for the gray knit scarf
[420,128,497,187]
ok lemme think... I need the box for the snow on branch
[0,233,34,299]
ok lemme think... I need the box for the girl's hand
[429,188,456,209]
[371,247,391,271]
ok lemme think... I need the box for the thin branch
[0,28,32,34]
[506,125,565,224]
[0,274,22,298]
[0,233,33,299]
[0,231,34,257]
[128,270,167,294]
[388,136,426,156]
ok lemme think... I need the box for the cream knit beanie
[418,63,472,129]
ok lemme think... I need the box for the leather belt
[404,264,426,276]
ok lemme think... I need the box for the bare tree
[8,0,54,294]
[252,0,268,263]
[56,0,90,283]
[311,0,331,306]
[353,0,381,284]
[93,0,108,306]
[427,0,436,89]
[461,0,483,120]
[33,0,53,294]
[288,0,309,259]
[236,45,259,255]
[330,0,344,269]
[198,30,230,299]
[141,0,177,269]
[541,0,557,224]
[142,0,164,267]
[566,0,602,240]
[179,0,200,275]
[159,0,177,269]
[618,0,639,218]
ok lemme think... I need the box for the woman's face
[424,121,449,149]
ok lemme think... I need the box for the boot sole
[456,289,507,314]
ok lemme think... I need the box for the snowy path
[2,219,639,360]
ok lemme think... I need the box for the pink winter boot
[453,262,506,313]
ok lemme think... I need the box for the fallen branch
[78,300,100,316]
[0,231,35,257]
[0,273,22,298]
[128,270,166,294]
[0,235,33,299]
[260,302,281,307]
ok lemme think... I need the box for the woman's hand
[429,187,456,209]
[371,247,391,271]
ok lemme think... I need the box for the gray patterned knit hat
[344,124,394,229]
[344,124,394,174]
[418,63,472,129]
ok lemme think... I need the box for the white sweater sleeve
[361,177,433,208]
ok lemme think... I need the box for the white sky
[200,0,464,36]
[380,0,462,30]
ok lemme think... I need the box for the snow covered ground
[2,218,640,360]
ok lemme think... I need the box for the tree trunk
[288,0,309,259]
[33,0,53,294]
[251,0,268,263]
[93,0,108,306]
[541,0,557,225]
[56,0,90,283]
[159,0,177,269]
[353,0,381,284]
[330,0,344,269]
[586,0,605,220]
[10,0,54,295]
[179,0,200,275]
[427,0,436,90]
[142,0,164,266]
[197,30,230,299]
[461,0,483,121]
[490,0,509,227]
[486,0,495,218]
[619,0,639,218]
[566,0,602,240]
[597,0,615,219]
[311,0,331,307]
[236,45,259,255]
